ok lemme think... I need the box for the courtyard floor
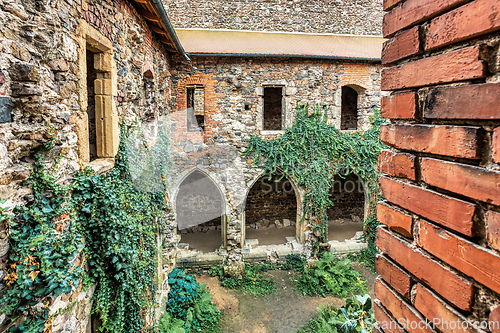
[196,263,376,333]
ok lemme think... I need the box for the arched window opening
[341,86,359,130]
[176,170,223,252]
[245,172,297,246]
[327,173,364,241]
[143,70,155,120]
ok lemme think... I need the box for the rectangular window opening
[187,85,205,131]
[86,47,98,161]
[263,87,283,131]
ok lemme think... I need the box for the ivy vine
[2,122,171,332]
[244,104,388,252]
[71,123,168,332]
[2,155,84,332]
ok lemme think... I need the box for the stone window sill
[260,130,285,136]
[85,158,115,174]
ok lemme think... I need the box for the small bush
[298,294,374,333]
[209,263,276,296]
[296,253,366,298]
[161,268,220,333]
[282,253,307,272]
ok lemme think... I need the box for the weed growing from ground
[208,263,276,296]
[295,253,366,298]
[298,294,374,333]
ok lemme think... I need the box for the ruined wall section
[375,0,500,332]
[0,0,175,331]
[167,56,382,255]
[164,0,383,35]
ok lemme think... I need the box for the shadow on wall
[327,173,365,241]
[177,170,223,252]
[244,172,298,246]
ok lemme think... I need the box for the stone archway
[243,171,301,246]
[175,169,225,252]
[327,173,365,241]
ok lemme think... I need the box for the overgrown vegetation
[71,124,168,332]
[209,262,277,296]
[1,155,85,332]
[281,253,307,272]
[1,122,170,332]
[209,253,365,300]
[298,294,374,333]
[295,253,366,298]
[160,268,220,333]
[244,103,387,258]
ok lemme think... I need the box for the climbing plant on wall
[1,154,84,332]
[244,103,387,253]
[1,122,171,332]
[72,123,169,332]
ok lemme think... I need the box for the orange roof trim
[175,29,384,61]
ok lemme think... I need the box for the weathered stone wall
[166,55,382,256]
[375,0,500,332]
[245,172,298,225]
[0,0,176,331]
[164,0,383,35]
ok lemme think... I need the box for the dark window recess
[187,86,205,131]
[263,87,283,130]
[86,49,98,161]
[341,86,358,130]
[143,72,155,120]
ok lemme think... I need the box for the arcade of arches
[176,170,365,253]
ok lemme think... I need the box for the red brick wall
[376,0,500,332]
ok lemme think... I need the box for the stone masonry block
[94,53,113,72]
[0,97,14,123]
[95,79,113,96]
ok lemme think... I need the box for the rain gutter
[150,0,191,62]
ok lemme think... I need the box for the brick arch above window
[174,74,218,140]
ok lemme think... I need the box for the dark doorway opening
[245,172,297,245]
[177,171,223,252]
[327,173,364,241]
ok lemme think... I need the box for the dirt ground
[197,263,376,333]
[181,221,363,252]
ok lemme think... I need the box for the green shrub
[158,312,186,333]
[298,294,374,333]
[281,253,307,272]
[161,268,220,333]
[296,253,366,298]
[209,263,276,296]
